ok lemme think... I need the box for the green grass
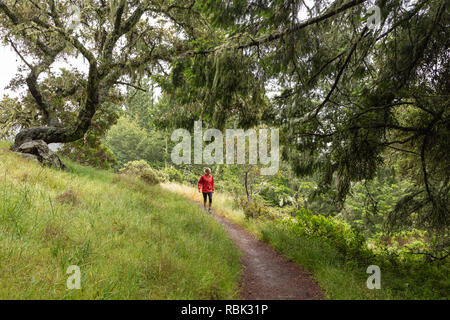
[161,182,266,236]
[259,224,393,299]
[260,223,449,300]
[166,182,449,300]
[0,145,241,299]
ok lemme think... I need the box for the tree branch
[312,27,369,119]
[115,81,147,92]
[184,0,368,55]
[103,1,150,61]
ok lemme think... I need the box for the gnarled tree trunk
[0,1,169,169]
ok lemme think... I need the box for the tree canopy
[164,0,449,234]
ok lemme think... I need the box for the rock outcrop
[14,140,66,169]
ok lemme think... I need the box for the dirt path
[203,207,325,300]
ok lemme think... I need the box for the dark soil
[204,207,325,300]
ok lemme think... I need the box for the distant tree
[124,79,156,130]
[105,116,165,168]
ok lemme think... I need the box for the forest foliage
[0,0,448,299]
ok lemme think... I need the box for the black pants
[202,192,212,204]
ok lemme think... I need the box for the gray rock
[16,140,66,170]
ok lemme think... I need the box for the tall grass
[0,146,241,299]
[161,182,265,236]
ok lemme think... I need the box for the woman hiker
[198,167,214,212]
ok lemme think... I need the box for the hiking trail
[200,206,325,300]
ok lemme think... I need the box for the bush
[140,172,160,185]
[60,139,117,169]
[156,169,169,182]
[119,160,160,185]
[281,208,372,261]
[160,167,183,182]
[272,209,450,299]
[240,197,271,220]
[259,184,295,207]
[184,171,199,186]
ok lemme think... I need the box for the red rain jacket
[198,174,214,193]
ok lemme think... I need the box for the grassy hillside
[0,142,241,299]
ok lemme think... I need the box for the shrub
[273,208,450,299]
[119,160,160,185]
[160,167,183,182]
[156,169,169,182]
[234,196,247,210]
[119,160,150,175]
[184,171,199,186]
[259,184,294,207]
[140,172,160,185]
[241,198,271,220]
[282,208,372,261]
[60,140,117,169]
